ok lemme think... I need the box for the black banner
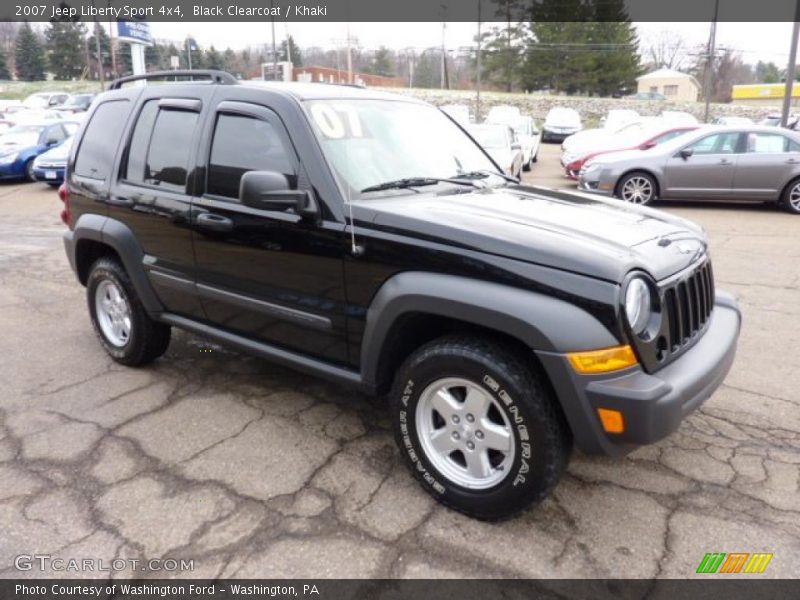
[6,0,800,22]
[1,579,799,600]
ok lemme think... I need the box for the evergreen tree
[205,45,224,70]
[371,47,396,77]
[45,21,86,80]
[755,61,781,83]
[0,47,10,80]
[15,22,46,81]
[280,36,302,67]
[87,24,111,79]
[223,48,238,74]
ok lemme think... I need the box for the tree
[205,45,224,70]
[86,23,111,79]
[755,60,782,83]
[413,51,440,88]
[692,47,754,102]
[280,36,302,67]
[643,30,688,71]
[45,21,87,80]
[481,22,528,92]
[370,46,396,77]
[15,22,45,81]
[0,22,20,75]
[0,47,10,79]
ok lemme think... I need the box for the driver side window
[688,132,740,155]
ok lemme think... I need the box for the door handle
[718,159,733,165]
[195,212,234,232]
[785,158,800,164]
[108,195,136,207]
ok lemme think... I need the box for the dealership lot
[0,142,798,579]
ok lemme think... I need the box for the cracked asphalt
[1,142,799,580]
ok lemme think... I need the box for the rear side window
[207,113,294,199]
[74,100,129,180]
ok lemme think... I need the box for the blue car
[32,135,74,186]
[0,121,78,182]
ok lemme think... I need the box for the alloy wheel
[621,176,654,204]
[789,183,800,212]
[94,279,132,347]
[415,377,516,489]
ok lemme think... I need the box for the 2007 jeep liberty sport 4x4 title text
[61,70,741,520]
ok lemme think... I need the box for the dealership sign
[116,21,154,47]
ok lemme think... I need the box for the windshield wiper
[361,177,481,194]
[454,169,519,184]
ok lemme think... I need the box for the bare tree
[643,29,688,71]
[0,22,20,74]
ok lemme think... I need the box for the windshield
[305,99,498,198]
[64,95,90,107]
[5,124,45,136]
[546,109,580,126]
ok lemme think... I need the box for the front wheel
[389,335,572,520]
[781,179,800,214]
[86,257,171,366]
[617,172,657,205]
[24,159,35,182]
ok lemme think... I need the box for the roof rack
[109,70,238,90]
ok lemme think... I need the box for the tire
[617,171,657,205]
[86,257,171,366]
[389,334,572,520]
[532,149,539,163]
[523,157,532,172]
[780,178,800,214]
[24,159,35,182]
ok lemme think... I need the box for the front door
[663,132,741,199]
[732,131,799,199]
[191,101,349,364]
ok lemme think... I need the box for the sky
[139,22,798,67]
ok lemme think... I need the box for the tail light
[58,182,70,226]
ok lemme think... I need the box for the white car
[659,110,699,125]
[21,92,70,109]
[542,107,582,143]
[599,109,640,131]
[440,104,472,126]
[486,105,521,124]
[6,109,64,125]
[712,116,754,126]
[467,123,524,178]
[486,111,541,171]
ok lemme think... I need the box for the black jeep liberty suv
[61,71,741,520]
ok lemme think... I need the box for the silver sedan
[578,126,800,214]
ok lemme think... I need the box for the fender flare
[359,271,620,387]
[70,214,164,315]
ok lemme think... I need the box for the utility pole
[94,21,104,90]
[440,20,446,89]
[476,0,482,120]
[702,0,719,123]
[346,24,353,84]
[284,23,292,66]
[782,1,800,127]
[186,37,192,69]
[270,0,277,80]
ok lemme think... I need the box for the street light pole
[476,0,482,121]
[781,1,800,127]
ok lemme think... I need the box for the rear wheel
[523,155,532,172]
[86,257,171,366]
[389,334,572,520]
[781,179,800,214]
[618,172,657,205]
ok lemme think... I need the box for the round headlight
[624,277,652,334]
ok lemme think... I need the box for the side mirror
[642,141,656,150]
[679,147,694,159]
[239,170,319,218]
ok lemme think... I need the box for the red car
[564,126,698,180]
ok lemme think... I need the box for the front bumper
[577,172,613,195]
[32,165,65,184]
[537,291,741,456]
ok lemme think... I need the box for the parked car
[659,111,699,125]
[486,104,521,124]
[759,113,799,129]
[578,125,800,213]
[0,121,78,181]
[440,103,472,125]
[53,94,96,115]
[32,135,73,186]
[562,118,648,153]
[0,100,23,116]
[486,112,541,171]
[712,116,753,126]
[598,109,640,130]
[628,91,667,101]
[62,71,741,520]
[467,123,524,177]
[562,125,698,179]
[21,91,70,109]
[6,109,65,125]
[542,107,582,143]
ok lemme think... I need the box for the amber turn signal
[597,408,625,434]
[567,345,638,374]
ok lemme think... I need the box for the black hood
[354,184,707,283]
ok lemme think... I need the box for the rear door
[109,93,209,318]
[662,132,741,198]
[731,131,799,199]
[190,99,348,364]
